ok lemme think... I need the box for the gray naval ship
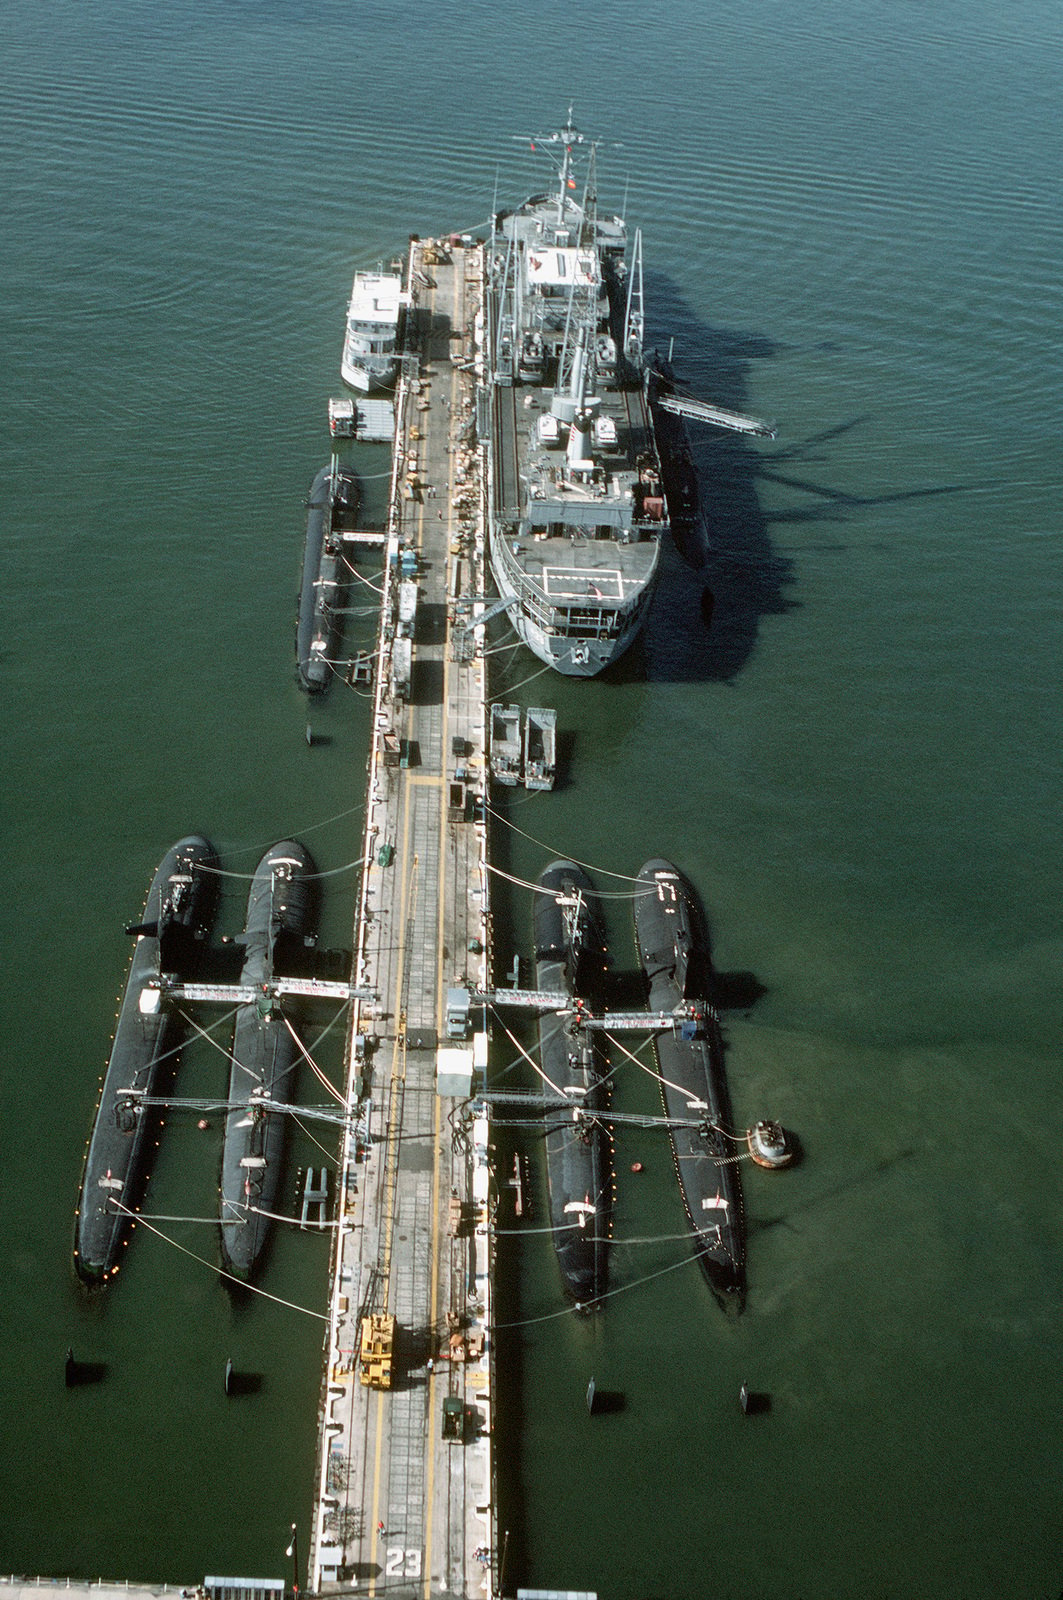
[487,115,663,676]
[485,112,774,677]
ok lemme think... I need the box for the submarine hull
[297,464,360,693]
[633,858,745,1300]
[74,836,219,1285]
[534,860,610,1308]
[220,840,318,1282]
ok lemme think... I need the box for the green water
[2,1,1062,1594]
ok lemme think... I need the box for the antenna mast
[624,226,645,366]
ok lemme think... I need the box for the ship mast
[526,106,587,226]
[624,226,645,367]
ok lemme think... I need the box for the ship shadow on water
[614,271,794,685]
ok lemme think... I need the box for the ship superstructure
[341,268,408,393]
[486,115,666,676]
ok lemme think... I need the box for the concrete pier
[308,239,496,1600]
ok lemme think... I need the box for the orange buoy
[630,1161,644,1173]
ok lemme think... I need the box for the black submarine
[219,839,318,1283]
[533,860,611,1309]
[74,835,219,1284]
[297,460,360,692]
[633,858,745,1302]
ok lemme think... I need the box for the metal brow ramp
[452,591,518,635]
[655,391,776,437]
[473,985,717,1032]
[143,976,375,1006]
[473,1090,715,1131]
[124,1091,353,1128]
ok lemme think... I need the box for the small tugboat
[534,860,610,1307]
[633,859,745,1302]
[219,840,318,1282]
[74,836,219,1284]
[297,460,361,693]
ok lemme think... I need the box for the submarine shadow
[65,1358,108,1387]
[225,1368,264,1397]
[633,278,982,684]
[713,969,768,1012]
[587,1387,625,1416]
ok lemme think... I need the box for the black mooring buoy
[65,1347,76,1388]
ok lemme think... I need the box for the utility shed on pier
[436,1044,474,1097]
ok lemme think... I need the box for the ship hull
[487,541,650,677]
[340,355,397,395]
[220,840,318,1282]
[534,861,610,1306]
[633,859,745,1300]
[297,463,360,693]
[74,836,219,1285]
